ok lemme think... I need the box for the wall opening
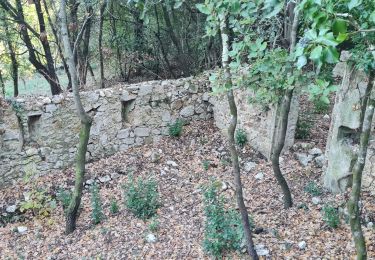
[28,114,42,142]
[338,126,360,146]
[121,99,135,126]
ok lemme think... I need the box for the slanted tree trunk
[269,2,300,209]
[98,0,107,88]
[220,15,258,260]
[347,72,374,260]
[0,70,5,97]
[59,0,93,234]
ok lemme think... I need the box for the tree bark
[79,4,93,86]
[0,70,5,97]
[59,0,93,234]
[269,2,300,209]
[3,17,18,97]
[220,15,258,260]
[99,0,107,89]
[347,72,374,260]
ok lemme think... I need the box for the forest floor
[1,101,375,259]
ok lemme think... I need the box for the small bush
[56,188,72,213]
[110,198,119,215]
[90,184,104,225]
[295,117,312,140]
[124,176,160,220]
[148,216,160,232]
[168,120,183,137]
[235,129,248,147]
[20,188,56,218]
[304,181,322,196]
[322,204,340,228]
[203,183,248,258]
[202,160,210,171]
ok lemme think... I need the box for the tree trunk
[34,0,62,95]
[42,0,72,90]
[59,0,93,234]
[3,17,18,97]
[347,73,374,260]
[79,4,93,86]
[269,2,300,209]
[0,70,5,97]
[98,0,107,89]
[220,15,258,260]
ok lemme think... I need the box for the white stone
[309,147,323,156]
[45,104,58,113]
[244,161,256,172]
[180,106,195,117]
[99,175,111,183]
[255,172,264,180]
[312,197,321,205]
[295,153,312,167]
[146,233,157,243]
[298,241,307,250]
[6,205,17,213]
[40,97,51,104]
[17,226,28,234]
[315,155,325,168]
[202,92,210,101]
[367,222,374,229]
[166,160,178,167]
[86,179,94,185]
[134,127,150,137]
[323,114,330,120]
[255,244,269,256]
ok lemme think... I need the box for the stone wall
[0,77,212,185]
[210,88,299,158]
[324,52,375,193]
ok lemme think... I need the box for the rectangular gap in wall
[28,114,42,141]
[121,100,135,125]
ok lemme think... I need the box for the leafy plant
[168,120,183,137]
[313,99,330,114]
[322,204,340,229]
[295,116,312,140]
[304,181,323,196]
[90,184,104,225]
[20,188,56,218]
[110,198,119,215]
[235,129,248,147]
[202,183,249,258]
[124,176,160,220]
[202,160,210,171]
[56,188,72,213]
[148,216,160,232]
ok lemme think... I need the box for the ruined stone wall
[209,89,299,158]
[324,52,375,193]
[0,77,212,185]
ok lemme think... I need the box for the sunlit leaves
[348,0,362,10]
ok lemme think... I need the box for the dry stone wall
[0,77,212,185]
[324,52,375,193]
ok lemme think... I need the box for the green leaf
[230,1,241,14]
[310,46,323,61]
[332,19,347,36]
[174,0,183,9]
[370,11,375,24]
[196,4,211,15]
[348,0,362,10]
[296,55,307,69]
[323,47,339,64]
[336,32,348,43]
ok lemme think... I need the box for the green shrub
[110,198,119,215]
[56,188,72,213]
[202,183,248,258]
[148,216,160,232]
[90,184,104,225]
[295,117,312,140]
[322,204,340,228]
[304,181,322,196]
[235,129,248,147]
[124,176,160,220]
[20,188,56,218]
[168,120,183,137]
[202,160,210,171]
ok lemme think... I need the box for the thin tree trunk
[109,1,125,80]
[347,73,374,260]
[98,0,107,89]
[3,18,18,97]
[59,0,93,234]
[220,15,258,260]
[0,70,5,97]
[269,2,300,209]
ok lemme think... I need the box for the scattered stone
[180,106,195,117]
[220,181,228,191]
[166,160,178,167]
[300,143,313,149]
[86,179,94,185]
[295,153,312,167]
[17,226,28,234]
[323,114,330,120]
[134,127,150,137]
[244,161,256,172]
[309,147,323,156]
[255,244,270,256]
[312,197,321,205]
[160,170,167,176]
[151,151,160,163]
[99,175,111,183]
[6,205,17,213]
[255,172,264,180]
[315,155,325,168]
[298,241,307,250]
[146,233,157,243]
[367,222,374,229]
[110,172,120,179]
